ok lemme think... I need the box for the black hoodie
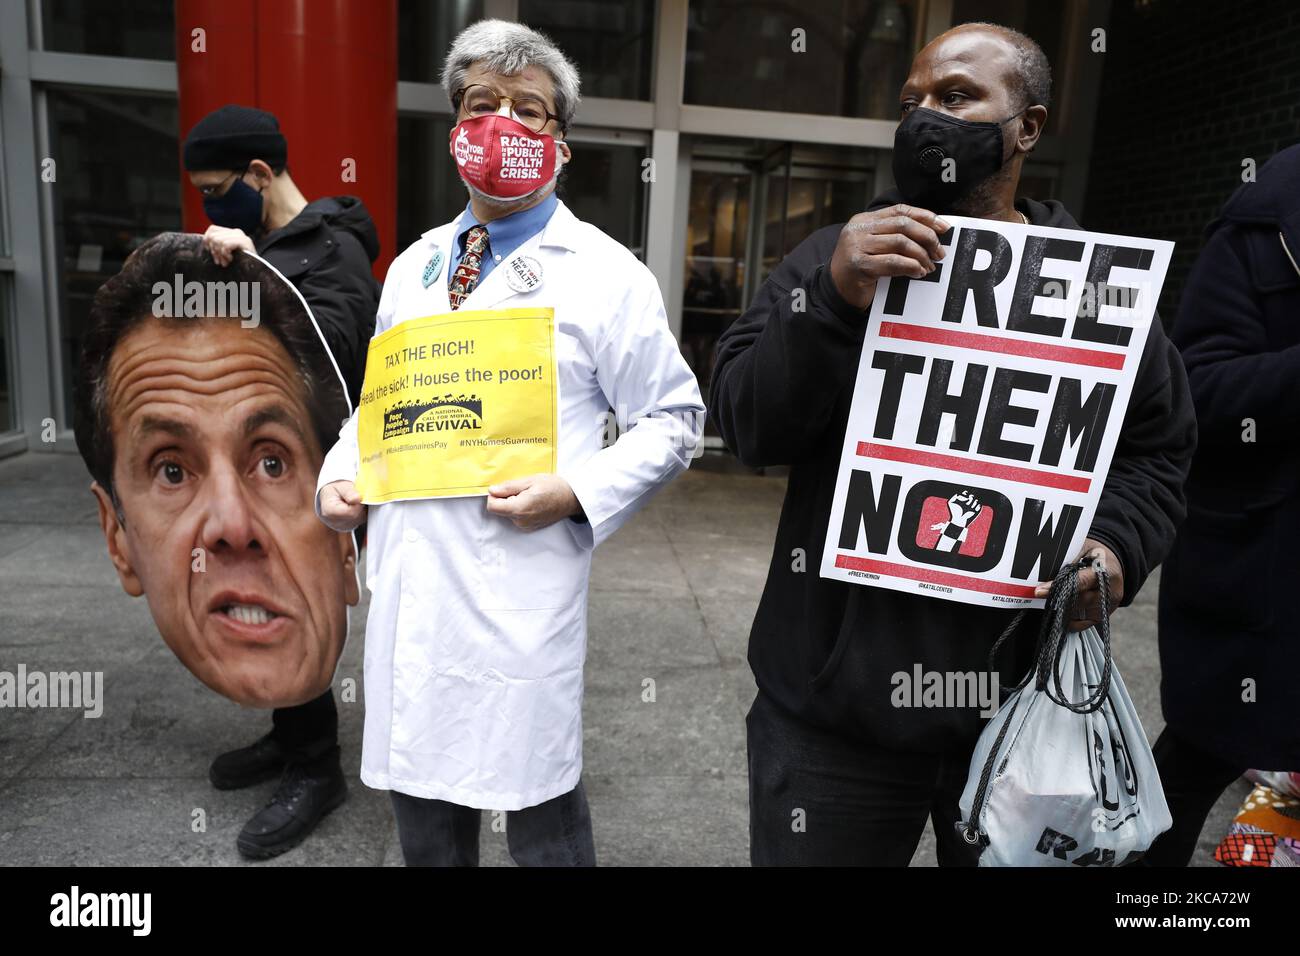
[257,195,381,406]
[710,189,1197,752]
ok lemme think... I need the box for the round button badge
[505,255,544,294]
[422,249,444,288]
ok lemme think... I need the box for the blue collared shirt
[448,192,559,289]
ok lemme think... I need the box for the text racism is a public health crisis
[821,216,1173,608]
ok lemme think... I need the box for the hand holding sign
[821,214,1172,608]
[486,473,580,531]
[320,479,366,532]
[354,308,558,503]
[830,204,952,310]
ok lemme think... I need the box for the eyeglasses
[452,84,563,134]
[196,165,250,199]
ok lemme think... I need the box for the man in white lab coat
[316,19,704,866]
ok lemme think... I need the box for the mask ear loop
[1004,106,1041,156]
[995,107,1030,165]
[238,163,269,236]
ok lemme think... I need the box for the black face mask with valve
[891,107,1022,211]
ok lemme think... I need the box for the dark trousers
[1142,727,1246,866]
[270,689,339,772]
[389,780,596,867]
[747,689,979,866]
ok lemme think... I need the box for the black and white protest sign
[820,215,1173,608]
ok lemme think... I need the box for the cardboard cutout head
[72,232,359,708]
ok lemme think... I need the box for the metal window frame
[638,0,1098,336]
[1,0,1104,456]
[30,50,176,92]
[6,2,183,453]
[0,271,21,457]
[2,0,53,454]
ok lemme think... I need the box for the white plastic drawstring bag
[956,557,1171,866]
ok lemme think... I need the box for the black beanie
[182,104,288,172]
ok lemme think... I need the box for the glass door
[682,161,753,398]
[683,141,876,407]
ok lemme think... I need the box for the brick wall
[1082,0,1300,323]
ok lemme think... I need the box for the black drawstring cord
[957,555,1114,847]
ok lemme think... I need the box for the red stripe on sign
[835,553,1040,598]
[878,321,1126,370]
[856,442,1092,493]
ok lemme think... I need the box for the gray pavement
[0,451,1242,866]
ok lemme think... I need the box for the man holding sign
[316,20,703,866]
[712,22,1196,865]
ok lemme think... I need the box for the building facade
[0,0,1110,458]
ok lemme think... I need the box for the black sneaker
[209,733,287,790]
[236,756,347,860]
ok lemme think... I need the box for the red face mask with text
[450,114,558,200]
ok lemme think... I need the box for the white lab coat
[316,200,704,810]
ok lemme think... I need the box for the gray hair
[958,21,1052,110]
[441,19,581,130]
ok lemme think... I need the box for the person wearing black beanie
[181,102,382,861]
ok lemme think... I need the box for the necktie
[449,225,489,310]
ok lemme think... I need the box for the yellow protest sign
[354,307,557,503]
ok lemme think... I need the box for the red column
[175,0,398,277]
